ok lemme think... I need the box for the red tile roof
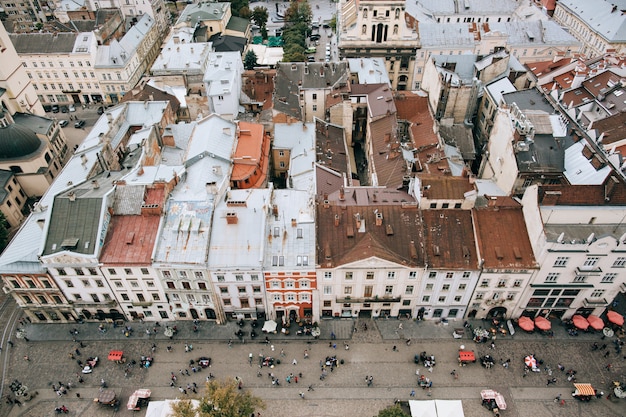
[100,214,161,265]
[473,204,536,269]
[422,210,478,269]
[316,203,424,268]
[420,175,474,200]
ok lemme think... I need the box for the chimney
[68,191,76,202]
[375,212,383,226]
[272,204,278,218]
[91,180,100,189]
[339,187,345,201]
[226,212,238,224]
[355,213,361,230]
[291,218,297,227]
[323,199,330,209]
[334,214,339,227]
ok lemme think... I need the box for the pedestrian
[304,350,309,359]
[292,358,298,365]
[76,393,80,398]
[606,363,612,371]
[299,392,305,399]
[75,348,80,356]
[331,332,336,340]
[23,337,29,342]
[23,355,29,361]
[13,399,21,406]
[554,394,562,402]
[178,387,184,394]
[392,345,397,352]
[185,369,190,376]
[451,370,458,379]
[410,390,416,397]
[547,377,557,385]
[280,349,285,357]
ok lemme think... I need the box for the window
[345,272,353,280]
[152,293,160,301]
[573,276,586,283]
[601,273,616,283]
[42,280,52,288]
[300,293,310,301]
[299,280,309,288]
[475,292,484,300]
[198,282,207,290]
[108,268,116,275]
[217,275,225,282]
[96,280,104,288]
[220,287,228,294]
[179,271,188,278]
[582,257,599,268]
[545,273,559,282]
[442,284,450,291]
[285,281,294,288]
[235,275,243,281]
[438,296,446,303]
[613,257,626,267]
[480,280,489,288]
[141,268,150,275]
[223,299,231,305]
[74,268,84,276]
[445,272,453,279]
[323,286,332,294]
[344,286,352,295]
[166,281,175,289]
[137,294,146,302]
[163,271,172,278]
[458,283,466,290]
[250,274,259,281]
[387,271,396,279]
[88,268,97,275]
[147,281,155,288]
[121,293,130,301]
[112,281,122,288]
[405,285,414,295]
[385,286,393,295]
[462,271,471,279]
[409,271,417,279]
[90,294,100,302]
[81,279,90,287]
[324,272,332,280]
[57,268,67,276]
[182,282,191,290]
[130,281,139,288]
[273,294,281,301]
[422,295,430,302]
[497,279,507,288]
[554,257,569,267]
[366,272,374,280]
[590,289,605,298]
[429,271,437,278]
[271,281,280,288]
[454,296,462,302]
[253,286,261,293]
[425,283,433,290]
[238,287,246,293]
[124,268,132,275]
[513,280,522,288]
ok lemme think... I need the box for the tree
[251,6,269,29]
[283,0,312,25]
[170,379,265,417]
[0,212,9,254]
[238,6,251,19]
[377,404,410,417]
[230,0,249,17]
[329,15,337,32]
[243,50,258,70]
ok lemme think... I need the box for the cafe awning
[586,315,604,331]
[518,316,534,332]
[572,315,589,330]
[534,316,551,331]
[573,383,595,396]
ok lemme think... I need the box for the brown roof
[590,112,626,145]
[420,175,474,200]
[231,121,269,188]
[100,214,161,265]
[121,84,180,114]
[526,58,573,77]
[538,181,626,205]
[473,204,536,269]
[316,203,424,268]
[242,69,275,110]
[350,83,396,118]
[315,165,344,198]
[315,119,349,175]
[582,69,621,97]
[422,210,477,269]
[561,86,594,107]
[370,115,406,188]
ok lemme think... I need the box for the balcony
[336,296,401,304]
[582,298,607,308]
[131,301,153,307]
[575,266,602,277]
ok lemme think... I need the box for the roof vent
[386,224,394,236]
[495,246,504,260]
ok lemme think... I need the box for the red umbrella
[572,315,589,330]
[607,311,624,326]
[534,316,551,331]
[518,316,534,332]
[586,315,604,331]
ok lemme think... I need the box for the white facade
[418,269,480,320]
[203,52,243,119]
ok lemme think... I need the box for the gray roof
[95,14,154,69]
[488,20,580,46]
[274,62,349,119]
[432,54,478,84]
[557,0,626,42]
[348,58,391,85]
[176,2,229,27]
[502,88,554,113]
[412,0,520,15]
[9,33,77,54]
[515,132,565,174]
[12,113,54,136]
[419,23,476,48]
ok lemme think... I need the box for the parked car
[307,56,315,62]
[305,46,317,54]
[61,106,69,113]
[68,104,76,112]
[310,34,321,41]
[74,120,85,128]
[51,105,59,113]
[59,120,69,127]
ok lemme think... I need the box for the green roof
[226,16,250,33]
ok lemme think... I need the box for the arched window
[393,25,398,35]
[395,8,400,19]
[363,8,368,19]
[362,25,367,34]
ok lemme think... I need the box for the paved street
[0,300,624,417]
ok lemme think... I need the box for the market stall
[127,389,151,411]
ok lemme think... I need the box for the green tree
[243,50,258,70]
[229,0,249,17]
[238,6,251,19]
[260,26,268,40]
[329,15,337,32]
[0,212,9,254]
[377,404,410,417]
[170,379,265,417]
[251,6,269,29]
[283,0,312,25]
